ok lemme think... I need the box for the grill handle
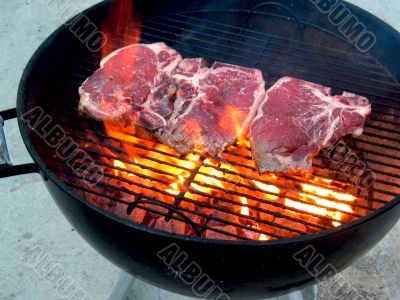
[0,108,38,178]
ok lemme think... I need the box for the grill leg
[108,272,319,300]
[108,272,136,300]
[270,285,319,300]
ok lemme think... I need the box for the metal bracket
[0,115,11,167]
[0,108,38,178]
[108,272,136,300]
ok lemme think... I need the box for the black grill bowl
[15,0,400,299]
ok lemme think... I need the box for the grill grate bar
[196,167,374,213]
[180,196,318,234]
[60,135,180,179]
[144,16,398,87]
[208,152,392,203]
[56,131,368,220]
[52,93,400,135]
[65,181,250,240]
[224,144,400,175]
[56,108,398,203]
[49,102,400,180]
[191,174,363,219]
[105,30,400,99]
[365,123,400,136]
[45,106,392,205]
[73,23,400,103]
[362,130,400,144]
[41,133,361,230]
[55,169,301,239]
[76,134,194,173]
[224,143,400,181]
[49,128,380,219]
[117,16,400,90]
[171,13,384,64]
[369,116,400,127]
[44,152,333,233]
[72,51,400,108]
[61,171,312,238]
[165,154,208,222]
[186,189,331,230]
[37,144,171,185]
[51,113,378,205]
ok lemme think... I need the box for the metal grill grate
[32,10,400,240]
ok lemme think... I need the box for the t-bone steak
[249,77,371,173]
[79,43,182,130]
[159,58,266,154]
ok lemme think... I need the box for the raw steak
[249,77,371,173]
[159,58,266,154]
[79,43,182,130]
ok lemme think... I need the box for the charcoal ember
[146,204,170,219]
[85,192,115,210]
[258,201,280,223]
[240,224,262,240]
[185,214,206,237]
[198,207,216,216]
[203,225,238,240]
[273,215,308,238]
[179,201,199,221]
[191,214,207,225]
[113,202,147,224]
[152,217,186,235]
[207,210,240,227]
[276,207,327,233]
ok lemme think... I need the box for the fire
[259,234,270,241]
[192,170,225,194]
[101,0,141,59]
[219,106,247,144]
[113,160,135,178]
[240,197,250,216]
[166,175,186,196]
[114,160,125,177]
[284,180,356,227]
[103,122,359,236]
[187,153,200,162]
[285,198,328,216]
[301,183,356,202]
[301,182,355,227]
[166,183,180,195]
[252,180,280,200]
[237,139,251,148]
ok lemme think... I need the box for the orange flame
[219,106,247,144]
[237,139,251,148]
[259,234,270,241]
[284,180,356,227]
[285,198,328,216]
[101,0,141,59]
[252,180,281,200]
[240,197,250,216]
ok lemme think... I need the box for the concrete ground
[0,0,399,299]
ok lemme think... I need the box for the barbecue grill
[1,0,399,299]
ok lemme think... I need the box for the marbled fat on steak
[159,58,266,154]
[249,77,371,173]
[79,43,182,130]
